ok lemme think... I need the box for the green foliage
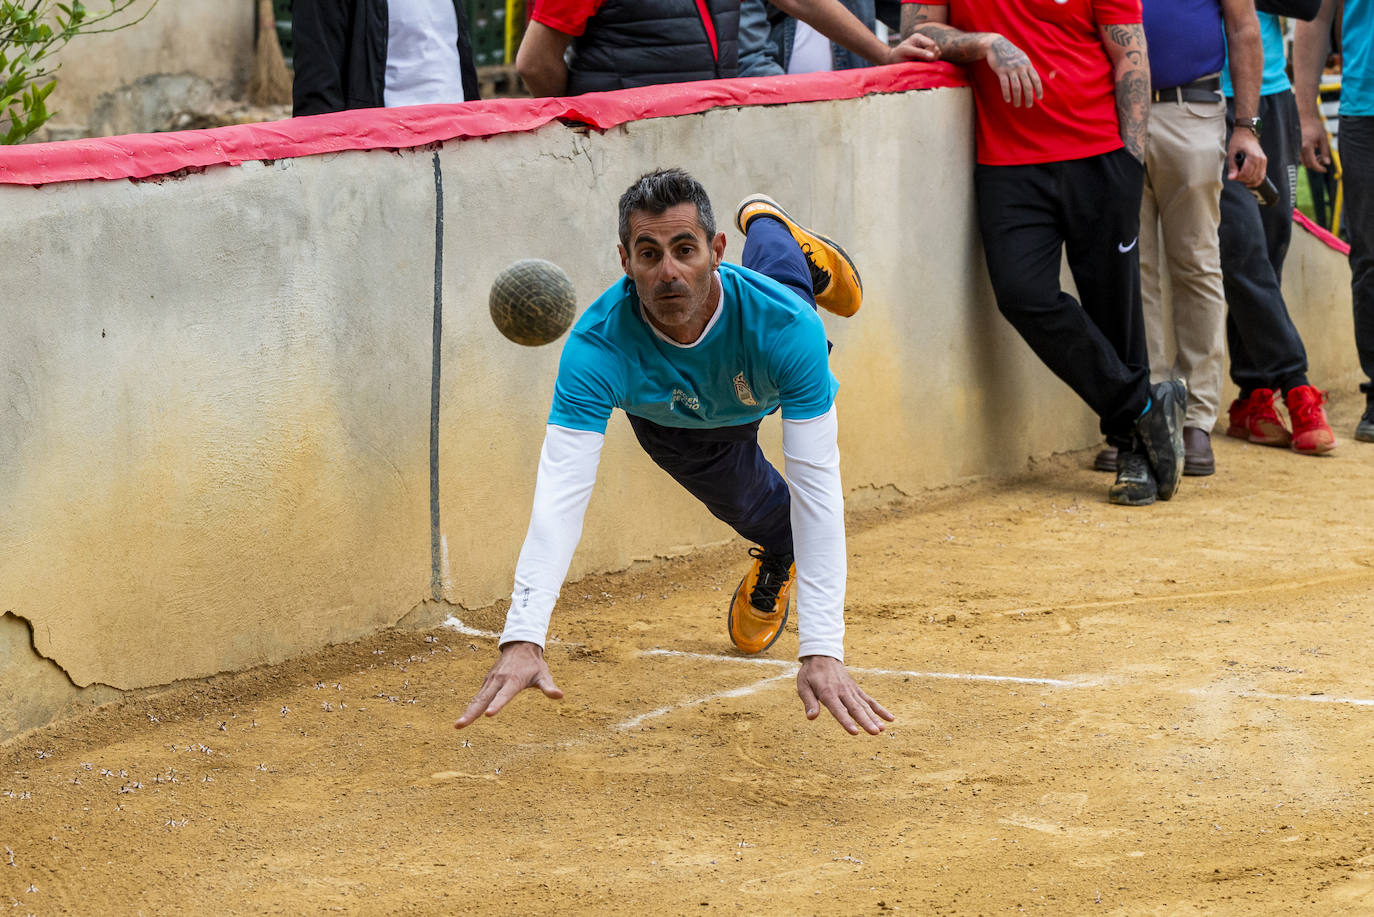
[0,0,156,144]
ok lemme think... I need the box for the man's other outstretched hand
[797,655,894,735]
[455,641,563,728]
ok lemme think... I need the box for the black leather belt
[1152,75,1222,104]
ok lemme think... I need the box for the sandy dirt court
[4,396,1374,916]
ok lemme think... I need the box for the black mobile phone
[1234,152,1279,207]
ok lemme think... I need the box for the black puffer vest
[566,0,740,95]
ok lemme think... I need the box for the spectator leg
[1139,98,1228,431]
[1218,132,1309,395]
[1255,91,1301,282]
[974,157,1149,450]
[1339,115,1374,400]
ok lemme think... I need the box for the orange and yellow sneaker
[727,547,795,655]
[1285,385,1337,454]
[734,194,863,317]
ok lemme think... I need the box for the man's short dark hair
[617,168,717,248]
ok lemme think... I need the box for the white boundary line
[443,615,500,640]
[441,621,1374,712]
[1195,688,1374,708]
[640,648,1089,688]
[441,615,586,647]
[615,671,797,731]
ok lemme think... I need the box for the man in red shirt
[900,0,1185,506]
[518,0,935,96]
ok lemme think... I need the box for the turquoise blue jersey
[1222,13,1291,99]
[1344,0,1374,115]
[548,262,838,434]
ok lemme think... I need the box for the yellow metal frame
[504,0,525,64]
[1316,81,1345,234]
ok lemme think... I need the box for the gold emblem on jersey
[733,372,758,406]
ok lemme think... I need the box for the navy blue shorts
[627,215,816,556]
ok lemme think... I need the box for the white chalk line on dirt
[443,618,1374,729]
[615,671,798,731]
[442,615,585,647]
[638,650,1374,712]
[442,616,500,639]
[1191,688,1374,708]
[639,648,1090,687]
[997,567,1374,618]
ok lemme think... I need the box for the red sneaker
[1243,388,1291,446]
[1225,396,1251,439]
[1285,385,1337,454]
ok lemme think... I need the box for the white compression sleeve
[782,405,847,661]
[499,424,604,648]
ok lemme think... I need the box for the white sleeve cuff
[782,405,846,662]
[500,425,604,648]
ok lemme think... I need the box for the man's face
[619,203,727,341]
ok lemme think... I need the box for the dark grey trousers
[1220,91,1309,395]
[1339,115,1374,401]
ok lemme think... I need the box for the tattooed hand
[987,36,1043,108]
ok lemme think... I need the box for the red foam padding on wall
[0,63,966,186]
[1292,209,1352,255]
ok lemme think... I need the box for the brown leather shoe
[1183,426,1215,476]
[1093,446,1119,472]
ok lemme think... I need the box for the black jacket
[566,0,740,95]
[292,0,481,115]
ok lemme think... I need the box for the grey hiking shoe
[1108,448,1157,506]
[1134,380,1186,501]
[1357,403,1374,443]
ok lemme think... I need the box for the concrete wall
[0,86,1358,741]
[41,0,255,140]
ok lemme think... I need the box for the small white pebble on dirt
[281,706,290,716]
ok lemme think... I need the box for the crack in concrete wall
[3,610,82,688]
[0,611,121,742]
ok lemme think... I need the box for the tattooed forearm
[908,23,997,63]
[899,4,932,39]
[1116,69,1150,160]
[1103,24,1145,51]
[988,37,1030,70]
[1100,22,1150,160]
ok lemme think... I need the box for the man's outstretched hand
[455,641,563,728]
[797,655,893,735]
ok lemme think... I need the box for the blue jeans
[626,215,815,557]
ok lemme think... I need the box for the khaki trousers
[1140,97,1228,430]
